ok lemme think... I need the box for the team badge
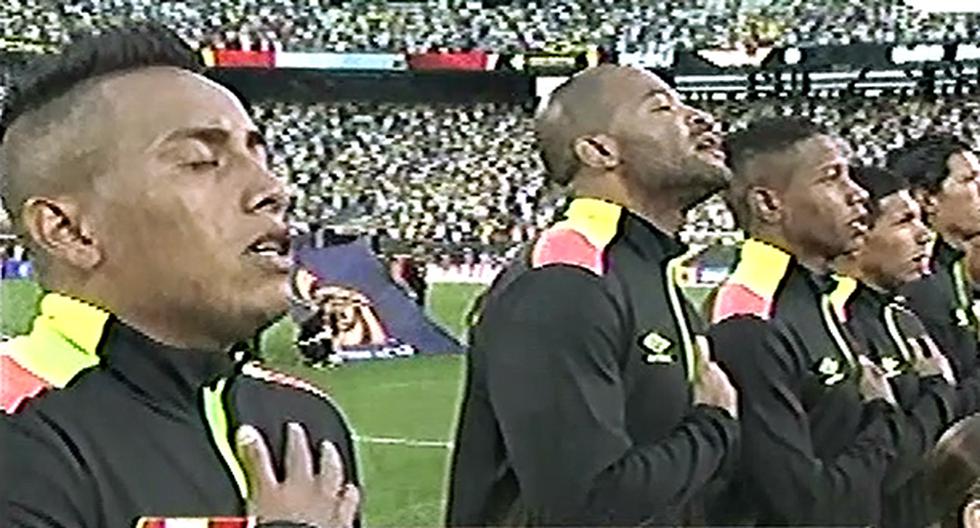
[817,356,846,386]
[880,356,904,379]
[641,331,674,364]
[955,308,971,328]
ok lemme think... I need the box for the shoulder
[530,199,623,276]
[488,266,618,324]
[712,240,793,323]
[0,352,51,414]
[234,362,350,429]
[711,282,771,323]
[2,362,104,418]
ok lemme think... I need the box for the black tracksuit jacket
[1,317,358,528]
[446,197,739,527]
[843,283,956,528]
[709,241,904,526]
[901,238,980,417]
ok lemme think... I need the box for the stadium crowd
[246,90,980,258]
[2,0,980,54]
[2,78,980,261]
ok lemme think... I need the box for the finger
[693,340,710,380]
[858,354,874,370]
[337,484,361,527]
[284,422,315,483]
[858,355,883,378]
[922,336,943,358]
[318,440,345,496]
[236,425,278,497]
[907,338,926,365]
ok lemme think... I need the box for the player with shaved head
[447,64,740,526]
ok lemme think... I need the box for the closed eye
[183,160,220,171]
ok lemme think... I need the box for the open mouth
[912,253,930,266]
[695,134,726,161]
[245,228,292,273]
[847,217,869,236]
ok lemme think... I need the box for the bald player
[0,26,358,528]
[446,65,740,526]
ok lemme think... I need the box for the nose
[686,105,716,134]
[244,164,290,218]
[913,218,931,247]
[845,175,870,210]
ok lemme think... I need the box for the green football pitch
[0,279,712,527]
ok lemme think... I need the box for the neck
[937,228,966,251]
[750,226,830,275]
[55,281,236,352]
[573,178,689,236]
[842,263,892,294]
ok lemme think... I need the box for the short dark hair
[0,24,203,278]
[0,24,202,143]
[722,117,828,229]
[849,164,909,219]
[886,133,972,194]
[724,117,828,175]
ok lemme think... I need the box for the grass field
[0,278,712,526]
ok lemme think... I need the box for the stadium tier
[3,1,980,259]
[2,0,980,54]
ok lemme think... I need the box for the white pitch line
[354,435,454,449]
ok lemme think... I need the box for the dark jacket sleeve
[888,375,955,492]
[709,316,901,525]
[0,414,96,527]
[479,266,738,526]
[845,317,957,491]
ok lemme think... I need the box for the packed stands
[3,2,980,259]
[3,1,980,55]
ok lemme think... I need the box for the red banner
[407,51,489,71]
[213,49,274,68]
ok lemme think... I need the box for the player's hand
[692,339,739,419]
[910,338,957,386]
[237,423,360,528]
[858,355,898,407]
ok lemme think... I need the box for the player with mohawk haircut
[0,25,359,528]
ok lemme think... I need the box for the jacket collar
[562,196,687,264]
[852,281,896,312]
[618,207,687,264]
[101,320,239,412]
[733,238,839,297]
[728,239,793,300]
[3,292,109,387]
[933,236,965,271]
[14,291,241,411]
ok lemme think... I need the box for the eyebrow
[641,88,671,102]
[156,126,267,151]
[815,158,847,171]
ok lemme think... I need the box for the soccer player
[0,26,358,527]
[710,117,903,526]
[446,65,740,527]
[889,134,980,417]
[833,164,957,528]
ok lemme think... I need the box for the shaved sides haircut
[535,65,625,186]
[723,117,828,228]
[0,24,202,231]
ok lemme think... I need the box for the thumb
[337,484,361,528]
[907,338,927,366]
[694,336,711,381]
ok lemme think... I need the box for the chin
[249,279,291,324]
